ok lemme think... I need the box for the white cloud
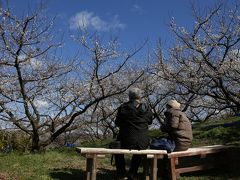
[131,4,144,14]
[69,11,125,31]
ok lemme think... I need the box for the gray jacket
[161,108,193,151]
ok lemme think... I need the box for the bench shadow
[96,168,115,180]
[49,168,116,180]
[49,168,85,180]
[181,169,240,179]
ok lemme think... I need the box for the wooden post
[86,154,97,180]
[152,155,158,180]
[169,157,177,180]
[91,154,97,180]
[86,157,93,180]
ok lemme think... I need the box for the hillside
[0,116,240,179]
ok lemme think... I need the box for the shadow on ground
[49,168,115,180]
[49,167,240,180]
[50,168,85,180]
[181,169,240,180]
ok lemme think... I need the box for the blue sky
[6,0,225,57]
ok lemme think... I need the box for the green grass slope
[0,116,239,179]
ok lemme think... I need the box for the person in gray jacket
[161,99,193,151]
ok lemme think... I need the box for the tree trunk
[31,134,40,152]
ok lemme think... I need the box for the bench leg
[86,157,92,180]
[151,155,158,180]
[168,157,177,180]
[86,155,97,180]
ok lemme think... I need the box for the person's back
[114,88,153,180]
[163,107,193,151]
[116,101,153,149]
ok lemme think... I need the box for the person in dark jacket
[114,88,153,180]
[161,99,193,151]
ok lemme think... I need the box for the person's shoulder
[119,102,130,109]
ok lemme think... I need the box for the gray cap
[128,88,142,100]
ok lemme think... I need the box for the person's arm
[160,111,170,132]
[169,114,180,129]
[160,122,168,132]
[161,115,180,132]
[146,106,154,125]
[115,106,122,127]
[160,111,180,132]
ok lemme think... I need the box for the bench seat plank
[168,145,232,158]
[77,147,167,155]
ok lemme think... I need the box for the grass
[0,116,240,180]
[1,148,239,180]
[0,149,86,180]
[191,116,240,147]
[0,148,117,180]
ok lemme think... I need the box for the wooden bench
[166,145,235,180]
[76,147,167,180]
